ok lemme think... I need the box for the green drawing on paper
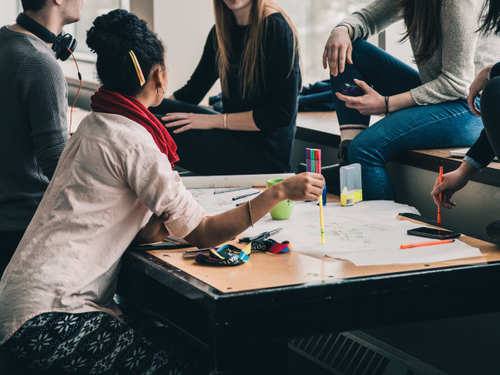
[307,219,391,244]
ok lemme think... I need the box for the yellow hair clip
[129,50,146,86]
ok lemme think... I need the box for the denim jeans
[330,40,484,200]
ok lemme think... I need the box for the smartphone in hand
[407,227,460,240]
[339,83,366,97]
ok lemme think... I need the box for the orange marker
[400,239,454,249]
[437,164,443,226]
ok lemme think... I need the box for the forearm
[465,130,496,170]
[185,186,284,247]
[340,0,401,41]
[387,91,417,113]
[224,111,260,131]
[457,160,479,179]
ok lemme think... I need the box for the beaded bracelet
[385,96,390,116]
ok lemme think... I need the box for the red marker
[400,239,454,249]
[437,164,443,226]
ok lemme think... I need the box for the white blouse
[0,112,206,343]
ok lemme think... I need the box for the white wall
[385,20,415,69]
[61,0,221,103]
[0,1,19,26]
[153,0,220,99]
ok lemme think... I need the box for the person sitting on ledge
[296,0,500,200]
[149,0,301,176]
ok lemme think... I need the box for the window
[67,0,130,62]
[280,0,373,85]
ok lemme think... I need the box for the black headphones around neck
[16,13,77,61]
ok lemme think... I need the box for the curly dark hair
[86,9,165,96]
[21,0,47,12]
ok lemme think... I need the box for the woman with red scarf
[0,9,324,375]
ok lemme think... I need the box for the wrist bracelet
[385,96,390,116]
[335,24,350,33]
[223,113,228,130]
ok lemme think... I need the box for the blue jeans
[331,40,484,200]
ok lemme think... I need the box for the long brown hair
[479,0,500,35]
[213,0,299,99]
[398,0,442,65]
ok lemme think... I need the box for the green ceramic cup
[266,178,294,220]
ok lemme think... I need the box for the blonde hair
[213,0,300,100]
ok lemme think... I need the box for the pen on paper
[400,239,454,249]
[235,201,247,207]
[232,191,260,201]
[214,186,253,195]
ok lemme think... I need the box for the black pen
[131,242,192,251]
[182,248,212,259]
[232,191,260,201]
[214,186,253,195]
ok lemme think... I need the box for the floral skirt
[3,311,194,374]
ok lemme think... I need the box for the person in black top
[149,0,301,175]
[431,0,500,239]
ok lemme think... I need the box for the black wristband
[385,96,390,116]
[334,24,350,34]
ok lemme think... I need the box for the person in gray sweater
[0,0,82,276]
[316,0,500,200]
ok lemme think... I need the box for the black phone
[339,83,373,97]
[407,227,460,240]
[340,83,365,97]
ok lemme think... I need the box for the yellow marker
[319,196,325,244]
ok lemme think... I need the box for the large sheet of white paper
[181,173,294,189]
[189,188,263,216]
[190,192,484,265]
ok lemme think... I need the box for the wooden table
[118,209,500,375]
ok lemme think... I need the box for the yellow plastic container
[340,164,363,207]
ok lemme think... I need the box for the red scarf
[90,87,179,169]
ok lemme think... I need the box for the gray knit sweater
[0,26,69,232]
[341,0,500,105]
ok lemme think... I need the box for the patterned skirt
[3,311,195,374]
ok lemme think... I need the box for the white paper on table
[231,200,484,265]
[181,173,294,189]
[189,188,263,216]
[329,242,482,266]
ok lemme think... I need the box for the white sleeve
[123,141,206,239]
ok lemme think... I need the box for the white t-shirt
[0,112,206,344]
